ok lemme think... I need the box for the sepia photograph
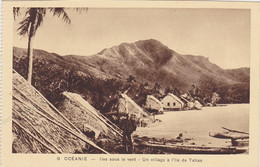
[11,7,251,155]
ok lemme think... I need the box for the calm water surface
[135,104,249,146]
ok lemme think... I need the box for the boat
[222,127,249,135]
[209,127,249,139]
[135,141,247,154]
[209,132,249,139]
[209,127,249,147]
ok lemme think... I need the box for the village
[12,69,249,154]
[11,7,250,155]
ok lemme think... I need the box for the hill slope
[13,39,250,112]
[64,39,249,91]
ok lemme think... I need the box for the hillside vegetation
[13,39,249,114]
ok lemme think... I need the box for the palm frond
[34,8,46,33]
[16,7,85,37]
[74,8,88,14]
[17,17,30,36]
[49,8,71,24]
[17,8,46,37]
[13,7,20,19]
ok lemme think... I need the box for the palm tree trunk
[27,20,36,84]
[27,35,33,84]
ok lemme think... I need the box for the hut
[12,70,107,154]
[180,96,195,110]
[118,93,154,127]
[143,95,163,113]
[180,95,202,110]
[161,93,184,111]
[57,91,122,140]
[194,100,203,110]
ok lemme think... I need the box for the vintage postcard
[1,1,260,167]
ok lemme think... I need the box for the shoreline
[133,104,249,153]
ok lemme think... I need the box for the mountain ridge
[63,39,249,87]
[13,39,250,110]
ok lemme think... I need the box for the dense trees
[13,46,249,116]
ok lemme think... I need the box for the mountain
[13,39,250,112]
[64,39,249,89]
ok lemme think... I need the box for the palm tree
[13,7,20,19]
[14,8,85,84]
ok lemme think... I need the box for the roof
[12,70,108,154]
[121,93,145,112]
[62,91,99,115]
[180,96,189,103]
[61,91,122,138]
[164,93,184,106]
[120,93,152,118]
[147,95,162,104]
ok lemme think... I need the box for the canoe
[136,141,247,154]
[209,132,249,140]
[222,127,249,135]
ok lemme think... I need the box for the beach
[134,104,249,147]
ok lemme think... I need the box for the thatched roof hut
[57,91,122,140]
[12,70,108,154]
[143,95,163,112]
[118,93,154,126]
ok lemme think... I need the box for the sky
[13,8,250,69]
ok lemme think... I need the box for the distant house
[161,93,184,111]
[180,96,195,109]
[180,94,203,110]
[143,95,163,112]
[194,100,202,110]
